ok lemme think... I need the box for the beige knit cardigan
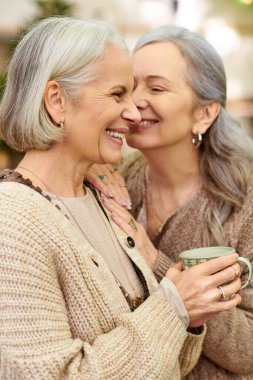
[120,152,253,380]
[0,181,205,380]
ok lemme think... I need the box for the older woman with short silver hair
[0,18,242,379]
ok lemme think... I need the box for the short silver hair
[134,25,253,245]
[0,17,127,151]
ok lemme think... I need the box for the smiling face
[126,42,199,153]
[62,44,140,166]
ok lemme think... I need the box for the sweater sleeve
[154,250,176,281]
[200,196,253,375]
[0,191,203,380]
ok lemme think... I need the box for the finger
[99,169,131,208]
[110,211,137,238]
[86,164,131,207]
[216,277,241,301]
[174,261,184,270]
[211,263,241,287]
[86,171,114,197]
[213,293,242,311]
[101,181,131,208]
[231,264,241,279]
[189,291,242,326]
[101,194,133,221]
[194,253,239,276]
[106,170,132,208]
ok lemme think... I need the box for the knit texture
[120,152,253,380]
[0,180,205,379]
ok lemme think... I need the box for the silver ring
[98,174,107,180]
[128,218,137,232]
[217,285,226,301]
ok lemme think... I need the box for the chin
[99,152,121,165]
[126,138,144,150]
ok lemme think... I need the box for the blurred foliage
[0,0,75,100]
[1,0,75,98]
[0,0,75,167]
[234,0,253,9]
[32,0,74,21]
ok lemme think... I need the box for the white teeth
[106,130,125,139]
[138,120,156,126]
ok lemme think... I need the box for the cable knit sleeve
[0,184,204,380]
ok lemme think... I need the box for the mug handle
[238,257,253,289]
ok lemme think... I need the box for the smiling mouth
[138,120,157,127]
[106,129,126,141]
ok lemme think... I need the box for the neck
[144,145,202,238]
[144,143,201,192]
[16,147,90,197]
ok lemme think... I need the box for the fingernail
[106,190,114,198]
[112,212,119,220]
[126,201,132,209]
[120,199,128,207]
[101,194,110,203]
[121,199,132,208]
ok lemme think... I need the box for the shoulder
[0,181,63,234]
[0,180,49,208]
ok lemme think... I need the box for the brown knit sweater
[0,177,205,379]
[120,152,253,380]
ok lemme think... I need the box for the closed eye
[150,87,164,92]
[112,91,124,101]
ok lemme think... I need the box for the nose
[132,88,148,110]
[122,98,141,124]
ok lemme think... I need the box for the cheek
[95,103,122,127]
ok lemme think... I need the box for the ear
[43,80,66,124]
[192,101,221,135]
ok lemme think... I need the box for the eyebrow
[146,75,173,85]
[134,75,173,87]
[110,85,127,92]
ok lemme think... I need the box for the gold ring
[217,285,226,302]
[98,174,107,180]
[128,218,137,232]
[109,167,117,173]
[231,266,240,279]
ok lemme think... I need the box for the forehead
[94,44,133,85]
[133,42,187,79]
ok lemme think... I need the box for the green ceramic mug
[179,246,252,289]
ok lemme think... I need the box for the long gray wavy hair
[134,25,253,245]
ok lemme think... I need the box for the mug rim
[179,246,235,259]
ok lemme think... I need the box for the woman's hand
[86,164,132,209]
[101,194,158,268]
[167,256,242,327]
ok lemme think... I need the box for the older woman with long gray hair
[88,25,253,379]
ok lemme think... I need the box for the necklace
[16,165,145,310]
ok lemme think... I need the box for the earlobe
[193,101,221,135]
[44,80,65,124]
